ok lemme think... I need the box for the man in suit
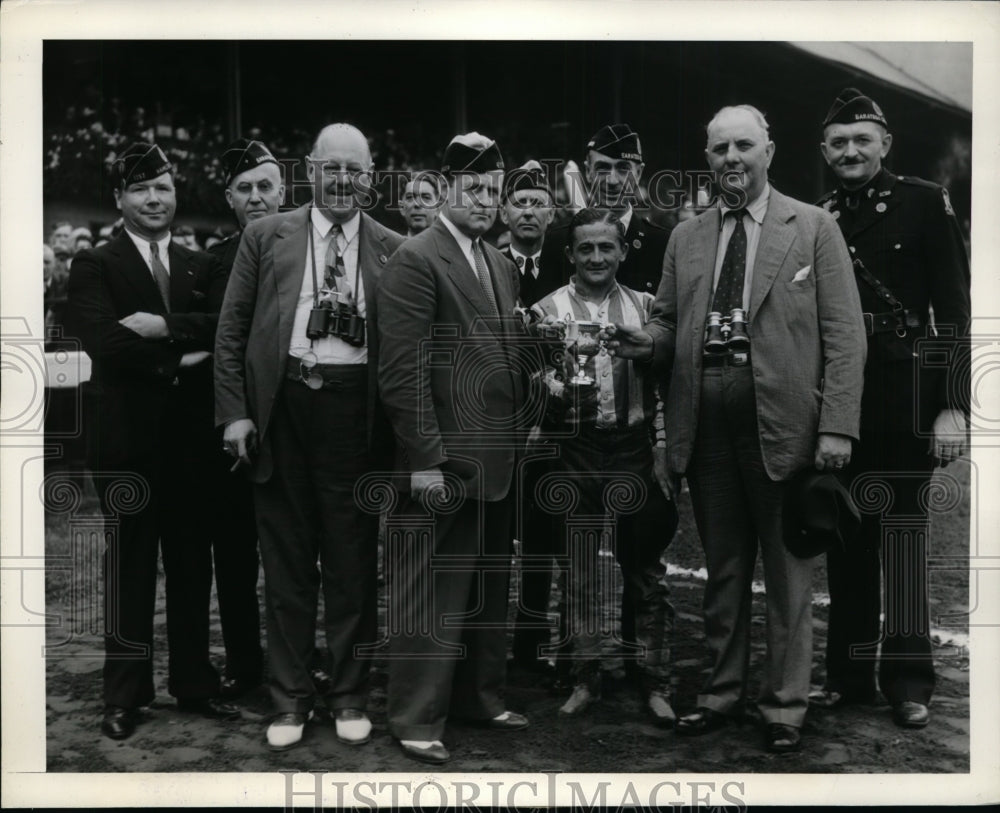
[204,138,286,699]
[377,132,531,765]
[215,123,404,750]
[609,105,866,753]
[811,89,971,729]
[540,124,670,297]
[66,142,239,740]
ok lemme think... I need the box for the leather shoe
[484,710,530,731]
[892,701,929,728]
[177,697,241,720]
[334,708,372,745]
[101,705,138,740]
[766,723,801,753]
[559,683,600,716]
[399,739,450,765]
[267,711,312,751]
[646,691,677,727]
[220,675,261,700]
[675,707,733,736]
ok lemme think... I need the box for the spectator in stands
[172,224,200,251]
[400,172,443,237]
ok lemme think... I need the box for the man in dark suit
[215,123,404,751]
[610,106,866,753]
[377,132,531,765]
[499,160,558,306]
[811,89,971,729]
[540,124,670,297]
[66,142,239,740]
[204,138,286,699]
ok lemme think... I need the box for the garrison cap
[111,142,172,188]
[823,87,889,129]
[441,132,504,178]
[586,123,642,162]
[502,160,552,202]
[222,138,279,185]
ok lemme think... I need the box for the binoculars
[705,309,750,354]
[306,297,366,346]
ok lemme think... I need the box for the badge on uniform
[822,198,833,211]
[633,239,642,249]
[875,202,887,213]
[942,188,955,216]
[832,210,841,220]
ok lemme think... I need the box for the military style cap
[222,138,279,185]
[111,142,173,188]
[586,123,642,162]
[502,159,551,202]
[823,87,889,129]
[783,469,861,559]
[441,132,504,177]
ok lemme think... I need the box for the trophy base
[567,375,595,387]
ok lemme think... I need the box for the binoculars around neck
[306,294,366,347]
[705,309,750,354]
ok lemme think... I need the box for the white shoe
[266,710,313,751]
[334,708,372,745]
[559,683,599,716]
[647,691,677,726]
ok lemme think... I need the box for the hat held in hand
[783,469,861,558]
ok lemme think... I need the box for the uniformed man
[539,123,670,297]
[204,138,287,699]
[499,160,559,307]
[811,88,971,730]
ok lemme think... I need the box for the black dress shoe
[101,705,138,740]
[892,701,929,728]
[398,739,450,765]
[675,708,734,736]
[177,697,241,720]
[766,723,801,753]
[220,675,261,700]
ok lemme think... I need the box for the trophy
[563,316,605,387]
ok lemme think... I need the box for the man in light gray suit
[609,105,866,753]
[215,123,404,751]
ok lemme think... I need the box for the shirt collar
[311,206,360,240]
[568,276,620,308]
[124,227,171,261]
[720,183,769,226]
[439,213,475,254]
[619,206,634,233]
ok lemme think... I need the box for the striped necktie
[471,239,499,317]
[149,241,171,312]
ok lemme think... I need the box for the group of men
[64,86,969,764]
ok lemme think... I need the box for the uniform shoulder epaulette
[639,213,668,234]
[815,190,837,208]
[895,174,940,191]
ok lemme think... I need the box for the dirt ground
[43,465,970,775]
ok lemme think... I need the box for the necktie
[471,239,499,317]
[712,209,747,314]
[149,241,171,312]
[324,225,350,299]
[523,256,535,279]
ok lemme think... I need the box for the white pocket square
[792,265,812,283]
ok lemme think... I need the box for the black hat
[823,88,889,129]
[441,132,504,178]
[221,138,279,185]
[783,469,861,559]
[111,142,172,188]
[502,160,552,202]
[586,123,642,162]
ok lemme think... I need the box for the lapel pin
[867,188,875,199]
[875,202,887,213]
[379,254,387,263]
[633,239,642,249]
[879,190,892,197]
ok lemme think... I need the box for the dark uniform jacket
[539,211,670,298]
[500,246,561,309]
[817,169,971,435]
[208,229,241,273]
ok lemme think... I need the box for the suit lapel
[273,206,310,347]
[357,212,388,309]
[749,189,795,317]
[167,242,196,310]
[110,233,169,314]
[435,221,503,333]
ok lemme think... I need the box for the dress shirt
[124,228,172,278]
[710,184,770,313]
[439,213,481,276]
[510,247,542,279]
[288,208,367,365]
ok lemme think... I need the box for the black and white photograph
[2,0,998,808]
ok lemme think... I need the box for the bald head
[308,123,374,223]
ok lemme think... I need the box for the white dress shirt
[124,228,171,277]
